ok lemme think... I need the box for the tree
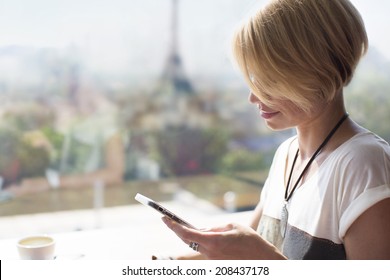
[151,126,228,177]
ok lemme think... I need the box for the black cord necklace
[280,113,349,238]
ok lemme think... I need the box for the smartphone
[135,193,197,229]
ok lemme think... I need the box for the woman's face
[248,92,323,131]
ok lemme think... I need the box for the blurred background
[0,0,389,239]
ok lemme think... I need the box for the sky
[0,0,389,80]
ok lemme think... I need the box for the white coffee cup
[17,235,56,260]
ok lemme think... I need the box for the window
[0,0,389,240]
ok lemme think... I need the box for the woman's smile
[260,110,280,119]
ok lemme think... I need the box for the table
[0,204,252,260]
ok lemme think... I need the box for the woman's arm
[344,198,390,259]
[249,198,263,230]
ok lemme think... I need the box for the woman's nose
[248,92,260,104]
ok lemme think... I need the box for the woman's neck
[295,93,348,160]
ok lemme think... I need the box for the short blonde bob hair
[232,0,368,112]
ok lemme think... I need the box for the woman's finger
[162,217,197,240]
[162,217,213,249]
[161,217,211,254]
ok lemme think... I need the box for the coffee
[19,236,54,247]
[17,235,55,260]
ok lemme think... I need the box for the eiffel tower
[157,0,194,97]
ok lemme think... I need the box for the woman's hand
[162,217,286,260]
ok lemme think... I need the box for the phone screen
[135,193,197,229]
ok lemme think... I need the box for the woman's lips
[260,111,279,119]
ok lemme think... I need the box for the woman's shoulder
[331,130,390,170]
[338,131,389,157]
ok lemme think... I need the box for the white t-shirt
[257,131,390,259]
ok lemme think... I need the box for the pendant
[280,202,288,238]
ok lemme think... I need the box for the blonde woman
[163,0,390,260]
